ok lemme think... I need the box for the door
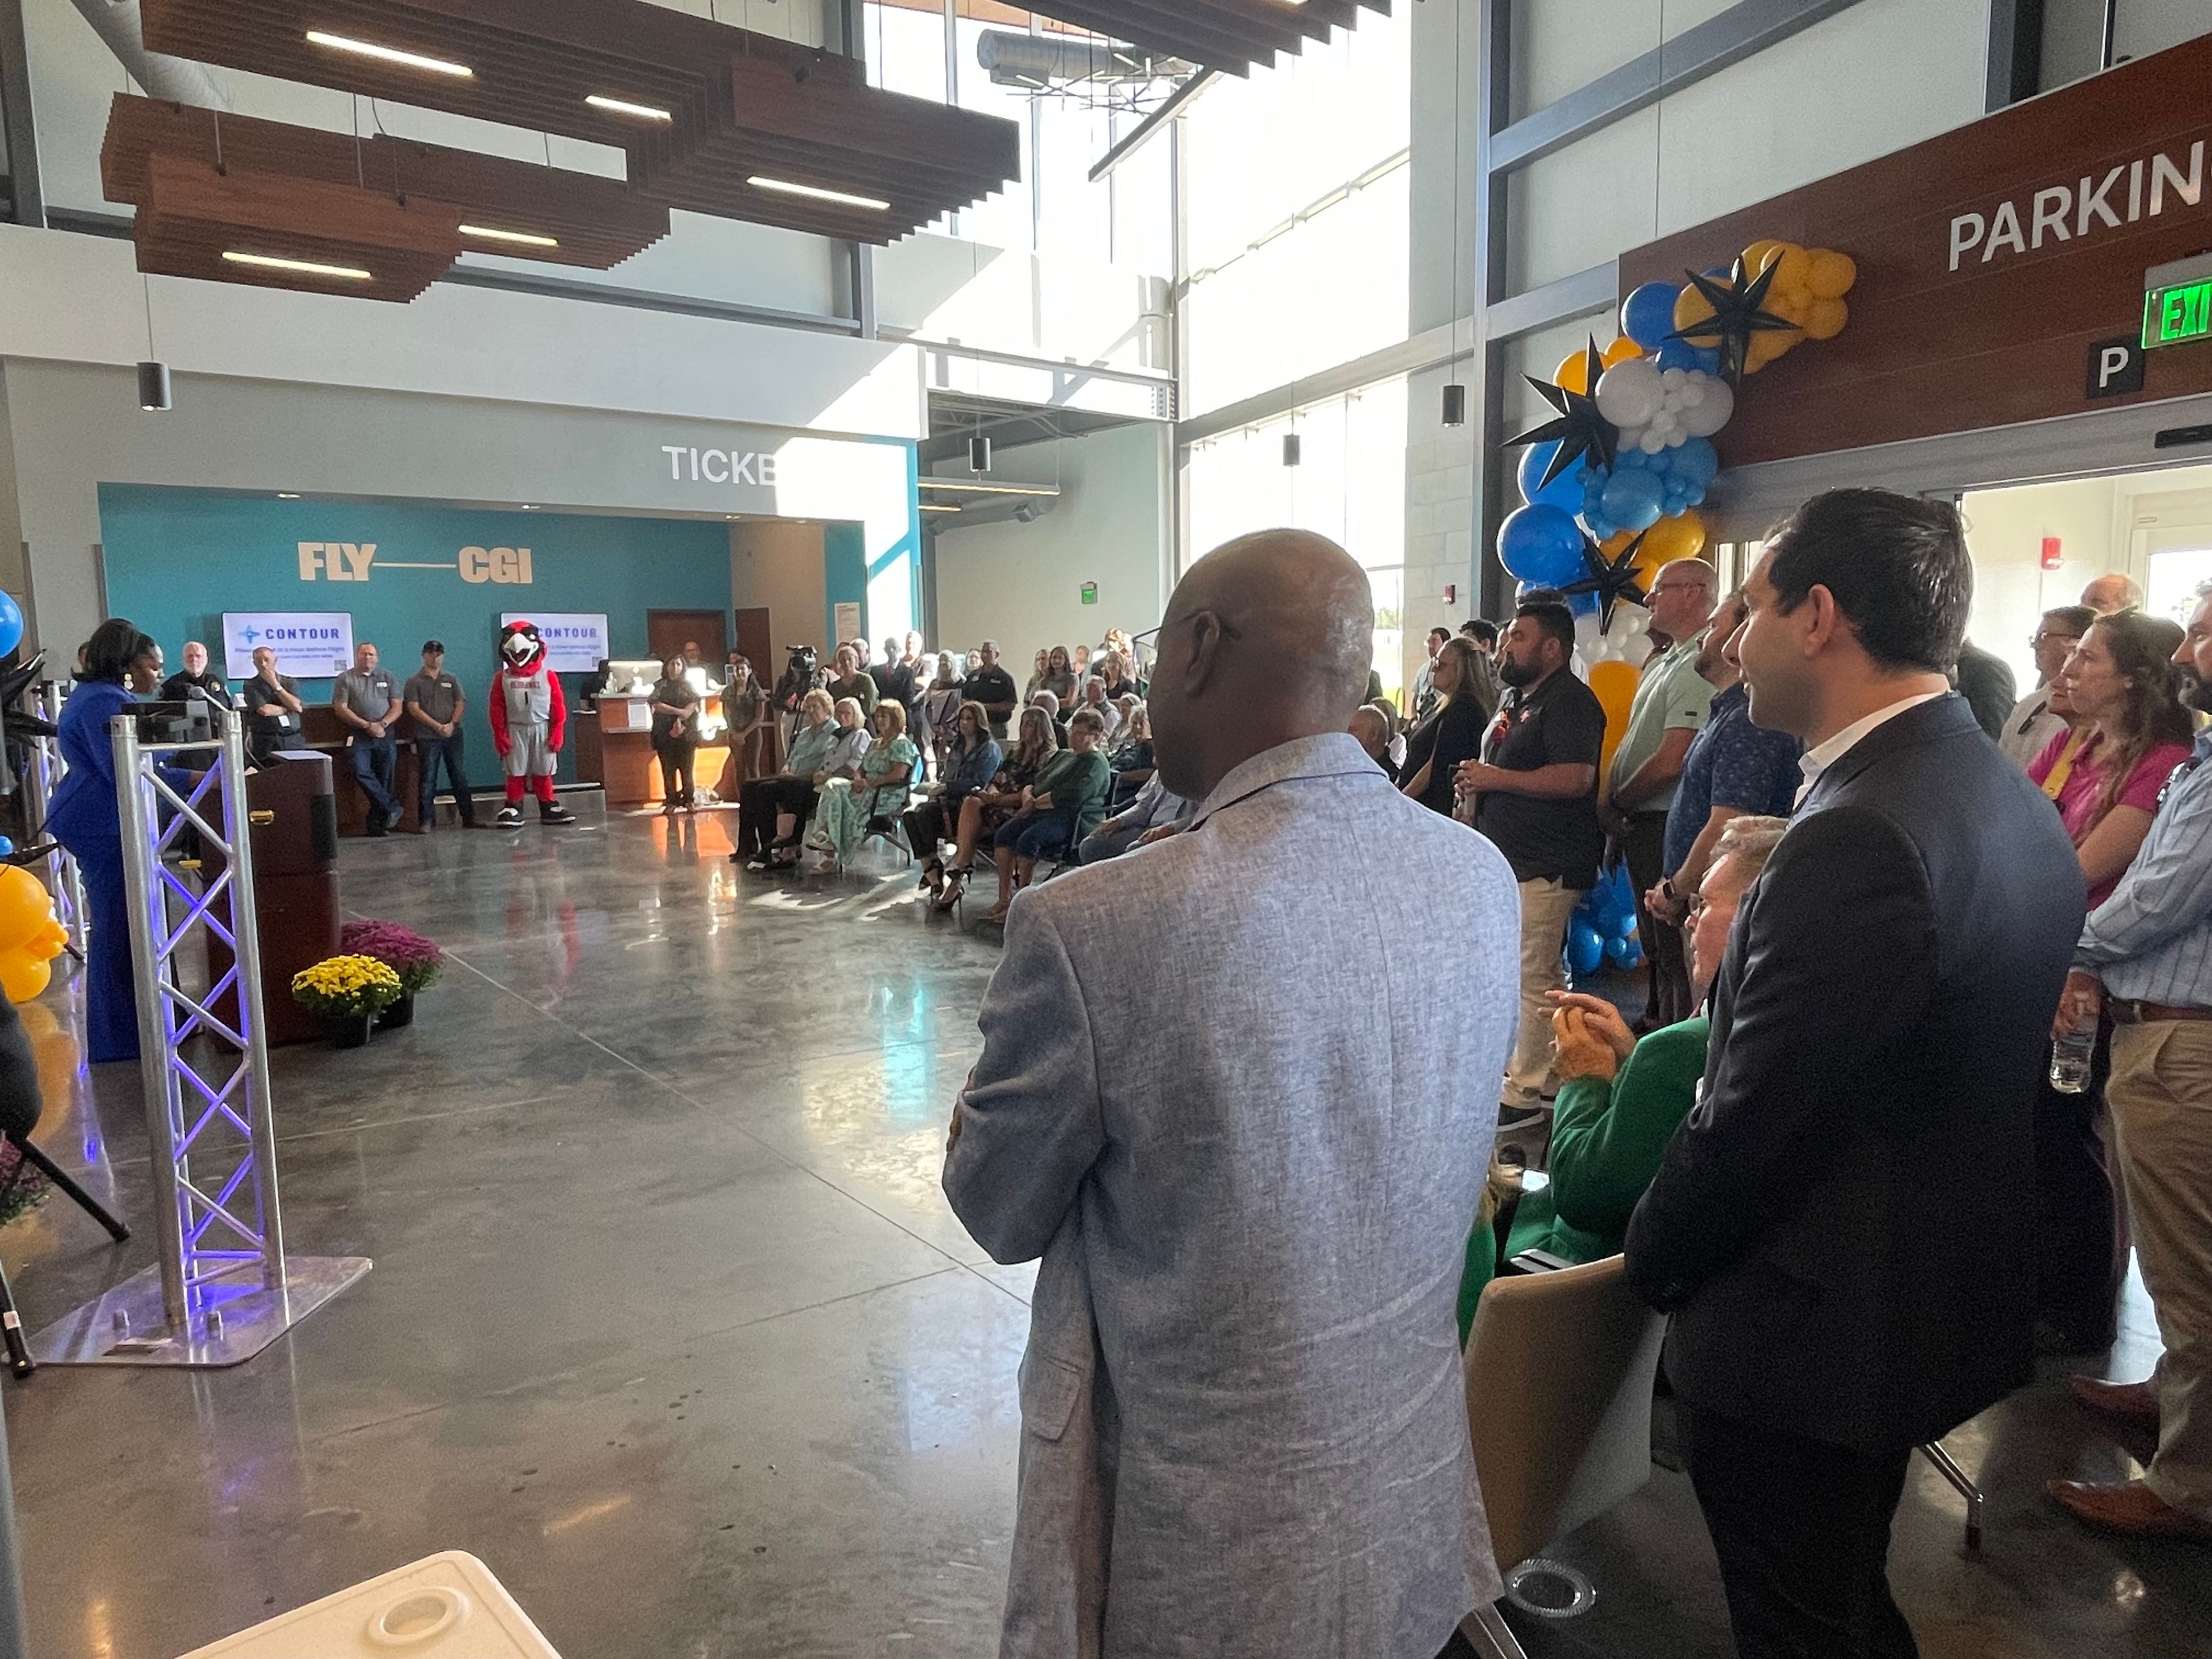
[647,609,728,671]
[733,607,773,677]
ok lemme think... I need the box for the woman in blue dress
[47,619,172,1063]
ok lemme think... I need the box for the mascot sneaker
[495,804,524,827]
[539,802,577,826]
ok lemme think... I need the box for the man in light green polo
[1605,558,1719,1027]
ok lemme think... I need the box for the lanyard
[2041,729,2091,801]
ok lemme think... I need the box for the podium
[204,753,340,1049]
[247,753,342,1047]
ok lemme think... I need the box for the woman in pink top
[2025,608,2191,1352]
[2028,609,2192,908]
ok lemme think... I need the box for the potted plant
[340,919,444,1031]
[291,954,403,1048]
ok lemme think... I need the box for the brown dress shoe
[2048,1479,2210,1538]
[2069,1374,2161,1422]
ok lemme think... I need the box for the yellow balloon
[0,953,51,1006]
[1808,249,1858,300]
[1756,242,1815,297]
[1745,329,1796,371]
[1554,351,1592,394]
[1740,240,1783,278]
[0,868,55,955]
[1672,285,1719,344]
[1804,297,1849,340]
[1600,335,1644,368]
[1600,529,1642,560]
[1590,660,1643,775]
[1637,516,1709,577]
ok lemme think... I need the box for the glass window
[1183,378,1410,701]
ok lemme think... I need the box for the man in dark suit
[1625,490,2086,1658]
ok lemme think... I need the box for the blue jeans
[349,733,399,824]
[416,733,474,824]
[995,813,1078,861]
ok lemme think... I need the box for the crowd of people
[937,495,2212,1659]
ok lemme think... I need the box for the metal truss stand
[20,685,87,963]
[29,710,368,1368]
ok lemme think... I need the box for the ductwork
[70,0,230,109]
[977,31,1193,90]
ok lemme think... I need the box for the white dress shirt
[1795,691,1947,805]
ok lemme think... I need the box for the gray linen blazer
[945,733,1522,1658]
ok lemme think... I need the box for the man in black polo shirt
[960,638,1020,740]
[1455,599,1607,1128]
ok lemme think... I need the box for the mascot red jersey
[490,621,576,827]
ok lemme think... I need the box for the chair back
[1462,1254,1667,1573]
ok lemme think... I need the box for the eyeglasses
[2031,631,2083,649]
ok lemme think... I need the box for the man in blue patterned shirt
[2051,582,2212,1540]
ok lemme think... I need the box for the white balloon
[1660,366,1687,391]
[1594,359,1664,430]
[1679,373,1734,438]
[1639,429,1668,454]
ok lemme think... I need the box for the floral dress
[808,736,920,867]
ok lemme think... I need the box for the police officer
[404,640,476,830]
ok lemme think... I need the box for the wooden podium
[206,753,342,1048]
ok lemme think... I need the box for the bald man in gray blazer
[945,531,1522,1659]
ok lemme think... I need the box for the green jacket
[1033,748,1113,836]
[1457,1014,1711,1344]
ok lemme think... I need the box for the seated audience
[1457,816,1787,1338]
[2001,605,2096,768]
[1349,704,1399,784]
[911,704,1003,898]
[1029,687,1070,746]
[933,706,1060,912]
[807,702,921,872]
[826,645,879,720]
[979,707,1112,925]
[734,688,840,868]
[1078,677,1122,744]
[1106,704,1156,808]
[1078,772,1194,865]
[1400,637,1491,813]
[1097,650,1142,704]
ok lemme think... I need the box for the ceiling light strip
[916,480,1062,497]
[459,224,559,248]
[304,30,472,78]
[748,175,891,213]
[222,251,374,282]
[585,94,673,122]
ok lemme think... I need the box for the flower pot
[324,1013,374,1050]
[376,991,415,1032]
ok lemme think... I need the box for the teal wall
[96,486,733,788]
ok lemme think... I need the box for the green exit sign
[2145,254,2212,349]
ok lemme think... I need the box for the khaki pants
[2105,1020,2212,1520]
[1504,877,1584,1111]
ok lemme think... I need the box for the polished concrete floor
[0,809,2203,1658]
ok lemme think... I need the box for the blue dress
[48,680,181,1064]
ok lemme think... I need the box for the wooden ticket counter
[579,695,735,809]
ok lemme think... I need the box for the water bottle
[2050,1028,2096,1094]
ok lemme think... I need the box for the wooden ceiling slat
[1017,0,1392,73]
[103,95,671,270]
[142,0,1018,243]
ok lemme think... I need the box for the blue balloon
[1497,503,1588,588]
[1654,340,1721,374]
[1599,468,1666,534]
[0,591,21,660]
[1567,922,1606,979]
[1604,934,1643,969]
[1621,281,1683,351]
[1669,435,1721,487]
[0,836,13,857]
[1563,587,1599,618]
[1516,442,1584,512]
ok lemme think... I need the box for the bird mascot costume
[490,621,576,827]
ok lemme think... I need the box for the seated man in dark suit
[1626,490,2087,1658]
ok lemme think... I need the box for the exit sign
[2145,253,2212,349]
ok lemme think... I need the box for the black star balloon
[1506,336,1618,488]
[1668,256,1797,387]
[1563,531,1649,633]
